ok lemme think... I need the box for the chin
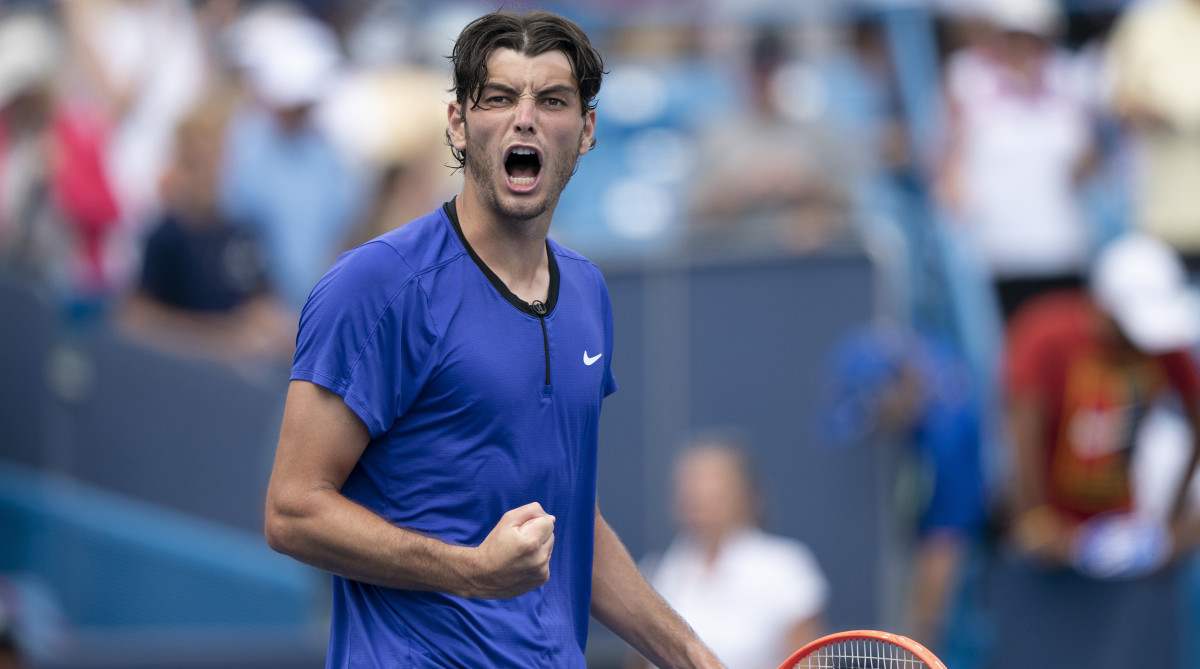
[495,188,555,222]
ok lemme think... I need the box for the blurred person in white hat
[231,3,340,118]
[936,0,1101,324]
[1001,231,1200,575]
[217,2,366,310]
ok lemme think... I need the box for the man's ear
[578,108,596,156]
[447,103,466,152]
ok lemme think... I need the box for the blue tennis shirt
[292,201,618,668]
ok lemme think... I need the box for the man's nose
[513,96,537,132]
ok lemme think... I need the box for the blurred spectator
[1057,6,1130,252]
[1002,232,1200,570]
[820,11,935,325]
[116,98,296,368]
[0,9,123,317]
[684,25,856,254]
[192,0,249,93]
[936,0,1099,322]
[321,2,460,242]
[1106,0,1200,271]
[59,0,210,284]
[0,615,20,669]
[839,13,913,179]
[822,323,989,655]
[633,432,828,669]
[219,3,366,309]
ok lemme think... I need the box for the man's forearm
[590,509,725,669]
[266,485,481,595]
[266,381,557,600]
[266,485,557,600]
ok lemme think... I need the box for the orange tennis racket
[777,630,946,669]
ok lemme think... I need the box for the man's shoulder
[548,237,593,264]
[309,209,467,313]
[549,238,606,284]
[370,207,455,255]
[343,209,466,280]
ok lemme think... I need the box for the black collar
[443,198,559,316]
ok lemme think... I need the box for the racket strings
[787,638,929,668]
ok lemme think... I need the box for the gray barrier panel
[594,250,888,643]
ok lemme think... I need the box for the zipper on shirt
[441,200,558,393]
[532,300,551,387]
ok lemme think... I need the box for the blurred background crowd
[0,0,1170,355]
[4,0,1200,667]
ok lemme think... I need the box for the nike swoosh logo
[583,351,603,366]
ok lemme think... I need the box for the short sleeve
[291,241,439,438]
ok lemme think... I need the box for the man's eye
[544,98,566,107]
[486,95,511,105]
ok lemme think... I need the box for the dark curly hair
[446,10,605,171]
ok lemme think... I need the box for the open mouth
[505,147,541,189]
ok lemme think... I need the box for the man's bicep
[273,379,372,493]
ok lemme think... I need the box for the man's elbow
[264,494,303,557]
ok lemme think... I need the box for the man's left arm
[591,506,726,669]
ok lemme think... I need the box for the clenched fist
[466,502,556,599]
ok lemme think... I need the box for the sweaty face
[451,48,595,223]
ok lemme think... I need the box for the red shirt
[1005,291,1200,522]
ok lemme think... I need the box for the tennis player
[264,9,725,669]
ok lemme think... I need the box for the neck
[455,190,552,304]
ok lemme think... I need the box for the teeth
[510,147,536,156]
[511,176,536,186]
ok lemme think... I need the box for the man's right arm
[264,379,556,598]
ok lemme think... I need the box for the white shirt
[947,47,1093,278]
[647,528,828,669]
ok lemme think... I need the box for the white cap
[1091,233,1200,354]
[233,8,340,109]
[0,12,60,106]
[981,0,1062,37]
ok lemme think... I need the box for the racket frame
[776,629,947,669]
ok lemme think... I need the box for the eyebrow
[480,82,578,99]
[537,84,578,98]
